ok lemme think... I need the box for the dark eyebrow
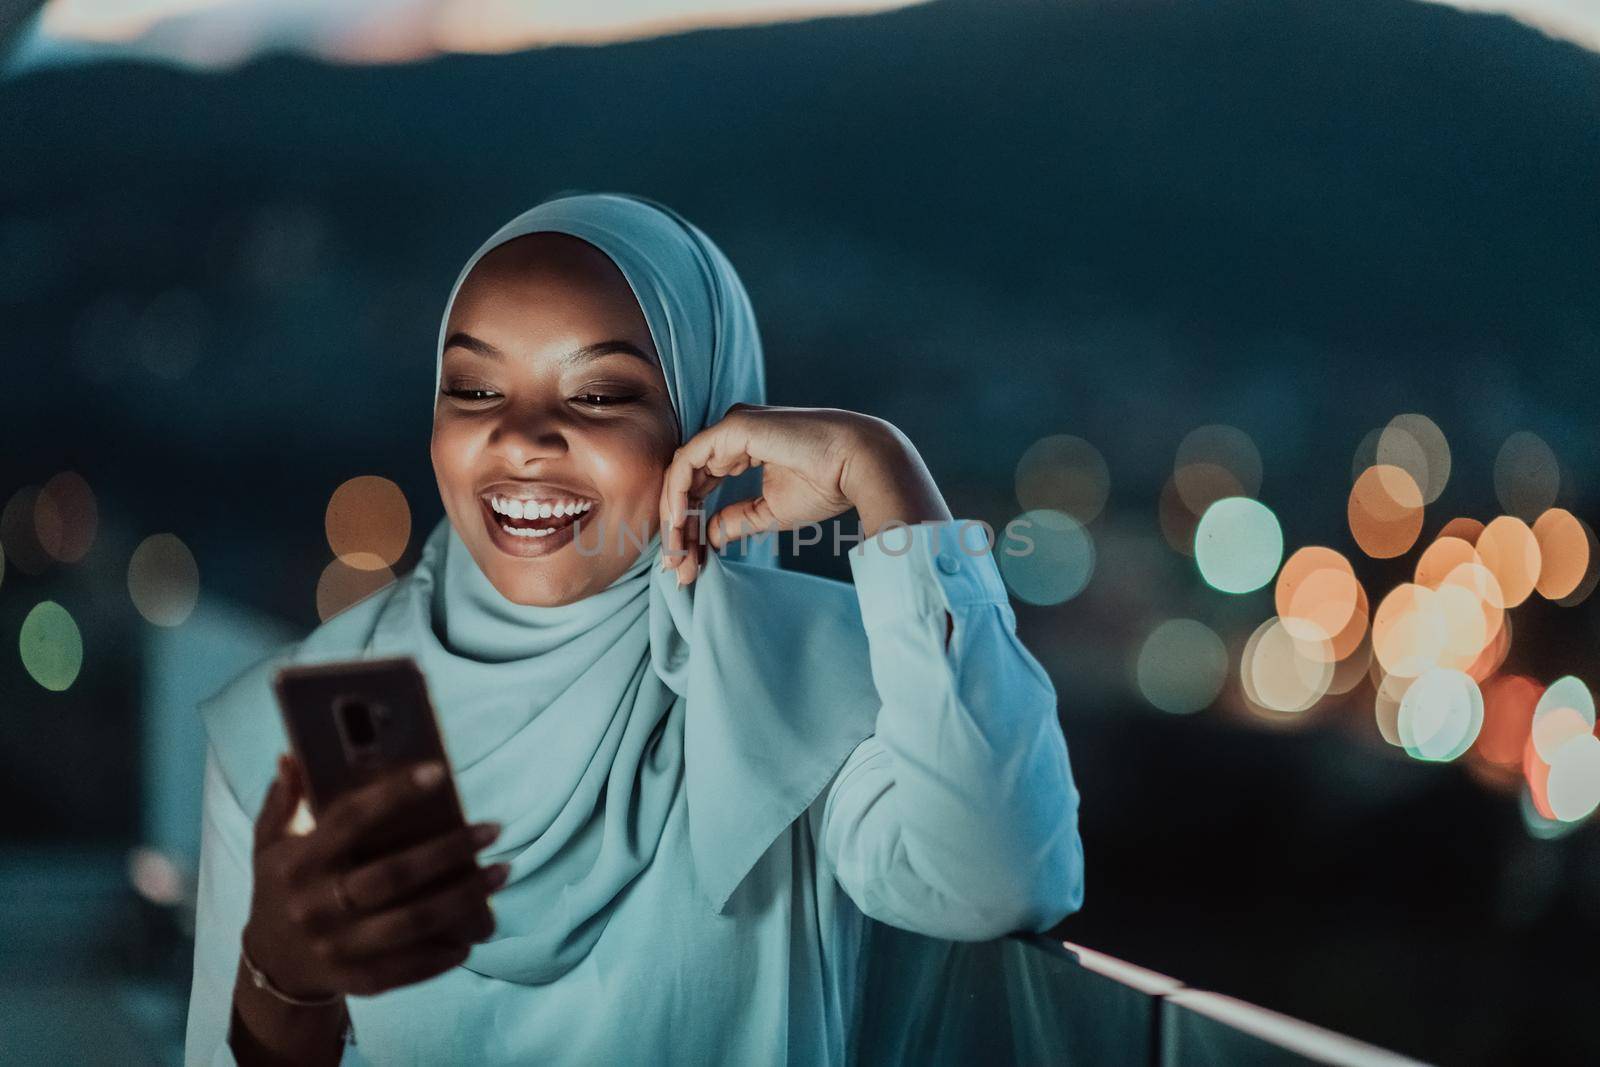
[442,332,653,367]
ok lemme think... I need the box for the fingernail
[472,822,501,847]
[413,761,445,788]
[485,862,510,889]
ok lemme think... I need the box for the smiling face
[431,232,680,607]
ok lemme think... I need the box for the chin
[489,563,593,608]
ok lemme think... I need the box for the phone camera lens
[336,697,378,747]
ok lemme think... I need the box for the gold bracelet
[240,940,343,1008]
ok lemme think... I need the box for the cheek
[430,423,478,493]
[587,426,672,513]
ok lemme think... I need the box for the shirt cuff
[847,519,1009,630]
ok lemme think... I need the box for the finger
[706,496,778,551]
[664,420,753,534]
[661,445,704,564]
[334,863,508,960]
[660,452,737,582]
[300,761,449,871]
[253,753,301,852]
[341,821,502,913]
[674,491,712,586]
[679,494,705,586]
[657,477,679,577]
[659,458,688,573]
[661,481,707,587]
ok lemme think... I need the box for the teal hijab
[198,190,880,988]
[401,190,784,984]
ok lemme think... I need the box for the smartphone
[272,655,468,869]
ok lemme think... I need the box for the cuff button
[935,553,961,576]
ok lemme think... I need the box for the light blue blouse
[183,520,1085,1065]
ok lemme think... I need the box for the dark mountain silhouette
[3,0,1595,543]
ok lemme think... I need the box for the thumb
[253,753,303,851]
[706,496,778,550]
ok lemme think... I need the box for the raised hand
[657,404,952,586]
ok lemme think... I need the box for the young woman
[184,191,1085,1065]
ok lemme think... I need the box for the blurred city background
[1,0,1597,1063]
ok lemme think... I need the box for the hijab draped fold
[199,191,880,987]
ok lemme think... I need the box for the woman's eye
[575,393,637,407]
[442,388,499,402]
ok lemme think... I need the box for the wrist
[240,923,342,1006]
[841,421,952,539]
[232,943,348,1067]
[232,980,348,1067]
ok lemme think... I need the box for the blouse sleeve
[817,519,1085,942]
[184,743,254,1067]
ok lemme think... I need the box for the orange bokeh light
[1475,674,1542,766]
[326,476,412,571]
[1372,583,1446,678]
[1436,517,1485,545]
[1414,536,1478,589]
[1462,611,1512,683]
[1348,465,1424,559]
[1531,508,1591,601]
[1275,547,1360,646]
[1476,516,1541,608]
[1324,581,1370,662]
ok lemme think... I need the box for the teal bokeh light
[998,509,1095,606]
[1195,497,1284,594]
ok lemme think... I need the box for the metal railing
[850,921,1430,1066]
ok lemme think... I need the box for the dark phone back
[272,656,466,868]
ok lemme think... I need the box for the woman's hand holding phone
[240,752,509,1002]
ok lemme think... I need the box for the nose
[487,408,569,467]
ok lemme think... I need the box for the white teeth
[487,495,594,543]
[486,495,595,518]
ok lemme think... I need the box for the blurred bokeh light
[325,475,412,571]
[1135,618,1228,715]
[34,471,98,564]
[1493,431,1560,521]
[19,599,84,691]
[128,533,200,627]
[317,556,397,621]
[1194,497,1282,595]
[1014,434,1110,525]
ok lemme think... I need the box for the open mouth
[483,494,593,537]
[478,492,596,557]
[486,499,595,537]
